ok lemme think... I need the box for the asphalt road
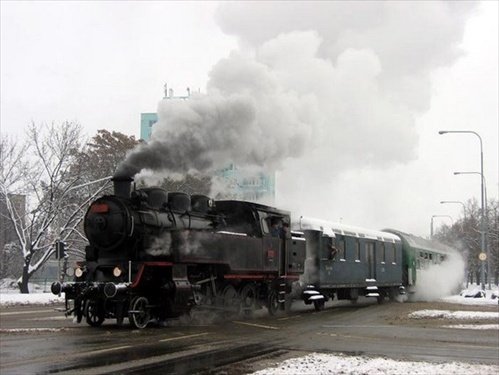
[1,298,498,374]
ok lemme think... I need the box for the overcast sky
[1,1,497,237]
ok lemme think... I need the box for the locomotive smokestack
[112,176,133,198]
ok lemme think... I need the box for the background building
[140,113,158,141]
[215,163,275,202]
[140,86,275,203]
[0,194,25,278]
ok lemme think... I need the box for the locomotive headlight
[113,266,123,278]
[74,267,84,278]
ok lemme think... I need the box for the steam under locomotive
[52,177,456,328]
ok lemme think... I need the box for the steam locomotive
[52,177,456,328]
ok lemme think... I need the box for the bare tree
[0,122,109,293]
[147,174,212,196]
[77,130,141,180]
[435,197,499,286]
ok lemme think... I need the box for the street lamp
[430,215,453,239]
[453,172,488,206]
[454,171,489,288]
[440,200,466,215]
[439,130,487,290]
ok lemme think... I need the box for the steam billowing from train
[116,2,476,194]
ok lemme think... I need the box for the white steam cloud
[412,252,466,301]
[116,1,476,208]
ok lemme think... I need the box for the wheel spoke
[130,297,150,329]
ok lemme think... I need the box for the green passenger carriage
[384,229,455,292]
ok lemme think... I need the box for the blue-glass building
[140,113,158,141]
[215,163,275,202]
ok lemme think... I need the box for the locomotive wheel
[222,285,240,317]
[239,284,256,316]
[388,287,398,301]
[377,292,386,305]
[267,290,279,316]
[85,300,105,327]
[129,296,151,329]
[75,298,83,323]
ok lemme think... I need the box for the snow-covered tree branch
[0,123,110,292]
[1,126,140,292]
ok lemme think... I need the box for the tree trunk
[17,262,30,293]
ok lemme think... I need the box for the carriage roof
[383,229,457,255]
[296,216,401,243]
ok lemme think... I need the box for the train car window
[260,213,270,234]
[355,239,361,261]
[392,244,397,264]
[429,253,433,261]
[336,236,346,260]
[381,243,386,263]
[323,237,335,260]
[365,242,374,263]
[216,202,261,236]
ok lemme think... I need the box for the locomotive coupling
[51,281,78,295]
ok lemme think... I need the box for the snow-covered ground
[0,278,64,306]
[250,285,498,374]
[251,352,498,375]
[409,309,498,320]
[0,292,64,306]
[442,287,499,306]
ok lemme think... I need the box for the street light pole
[440,200,466,216]
[454,171,489,289]
[439,130,487,290]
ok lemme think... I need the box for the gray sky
[1,1,497,237]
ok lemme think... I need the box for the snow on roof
[296,216,401,242]
[383,229,457,254]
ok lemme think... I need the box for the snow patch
[251,353,498,375]
[440,285,499,306]
[0,292,64,306]
[442,324,499,330]
[0,278,51,294]
[0,328,69,333]
[409,309,499,320]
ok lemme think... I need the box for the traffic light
[55,241,66,259]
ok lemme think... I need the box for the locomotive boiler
[52,177,307,328]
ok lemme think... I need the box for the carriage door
[260,212,280,272]
[366,242,376,280]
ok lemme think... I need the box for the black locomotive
[52,177,456,328]
[52,177,307,328]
